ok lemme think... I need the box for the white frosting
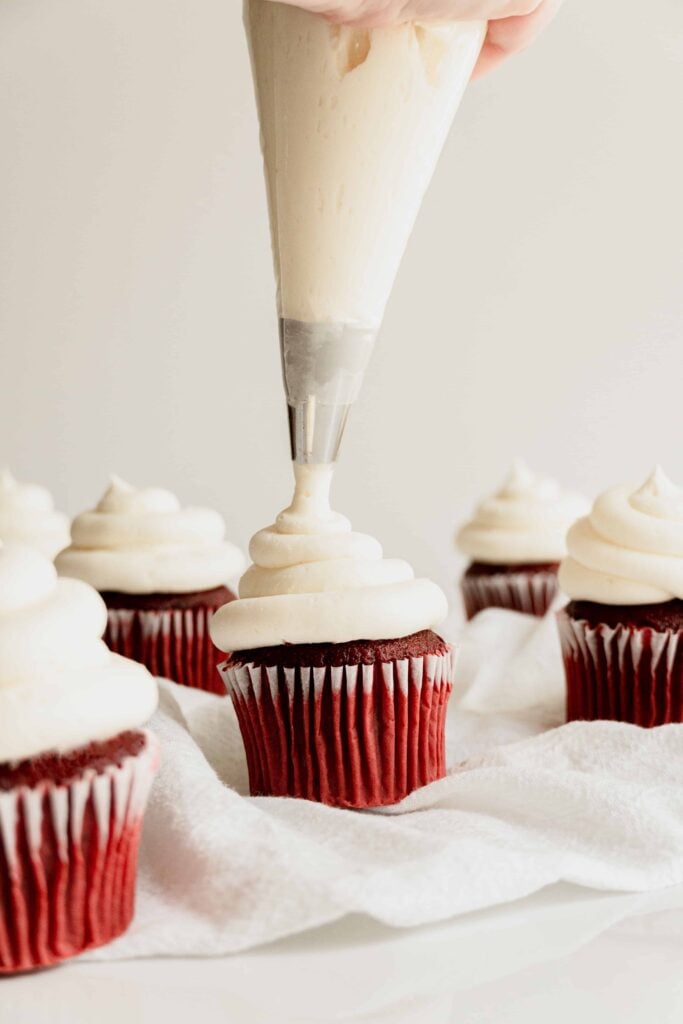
[210,464,447,651]
[248,2,485,325]
[0,543,157,763]
[0,469,70,559]
[55,477,246,594]
[559,467,683,605]
[456,461,589,565]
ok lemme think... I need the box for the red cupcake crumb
[0,730,146,791]
[565,599,683,632]
[101,584,235,612]
[230,628,448,669]
[464,561,560,578]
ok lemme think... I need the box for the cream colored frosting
[248,2,485,326]
[210,464,447,651]
[55,477,246,594]
[456,461,589,566]
[0,469,70,559]
[559,467,683,605]
[0,543,157,763]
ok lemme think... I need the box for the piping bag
[246,1,485,464]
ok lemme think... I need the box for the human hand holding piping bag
[280,0,565,77]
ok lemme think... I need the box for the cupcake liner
[220,648,455,808]
[0,731,159,974]
[106,605,225,695]
[461,570,558,620]
[558,612,683,727]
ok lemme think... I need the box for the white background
[1,0,682,604]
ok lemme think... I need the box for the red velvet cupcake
[221,630,453,808]
[558,468,683,727]
[456,461,588,619]
[101,585,235,693]
[56,477,245,694]
[211,465,452,808]
[0,544,159,974]
[461,561,560,618]
[559,600,683,726]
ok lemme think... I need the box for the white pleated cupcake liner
[461,570,558,619]
[106,604,225,694]
[220,648,455,808]
[0,730,159,973]
[558,611,683,726]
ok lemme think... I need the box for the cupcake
[210,465,452,809]
[558,467,683,727]
[456,461,589,619]
[0,543,158,974]
[0,468,70,558]
[55,477,245,695]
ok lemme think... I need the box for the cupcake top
[55,476,246,595]
[0,469,70,559]
[559,466,683,605]
[456,461,589,566]
[0,543,157,763]
[210,464,447,652]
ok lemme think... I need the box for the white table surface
[4,882,683,1024]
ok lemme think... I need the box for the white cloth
[91,609,683,959]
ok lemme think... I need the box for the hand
[281,1,565,77]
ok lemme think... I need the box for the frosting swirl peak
[559,467,683,605]
[0,469,70,559]
[96,475,180,515]
[211,465,447,651]
[0,543,157,763]
[56,477,245,594]
[456,461,589,565]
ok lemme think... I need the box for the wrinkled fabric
[90,608,683,958]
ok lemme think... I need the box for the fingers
[271,0,563,74]
[283,1,549,28]
[472,0,565,77]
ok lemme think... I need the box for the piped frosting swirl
[559,467,683,605]
[456,461,589,565]
[0,469,70,559]
[210,464,447,651]
[56,477,245,594]
[0,543,157,763]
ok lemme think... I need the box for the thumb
[472,0,565,78]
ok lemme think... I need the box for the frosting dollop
[0,543,157,763]
[559,467,683,605]
[210,465,447,651]
[456,461,589,565]
[0,469,70,559]
[55,476,246,594]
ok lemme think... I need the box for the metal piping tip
[287,399,351,464]
[279,318,377,465]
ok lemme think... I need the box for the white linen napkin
[90,609,683,959]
